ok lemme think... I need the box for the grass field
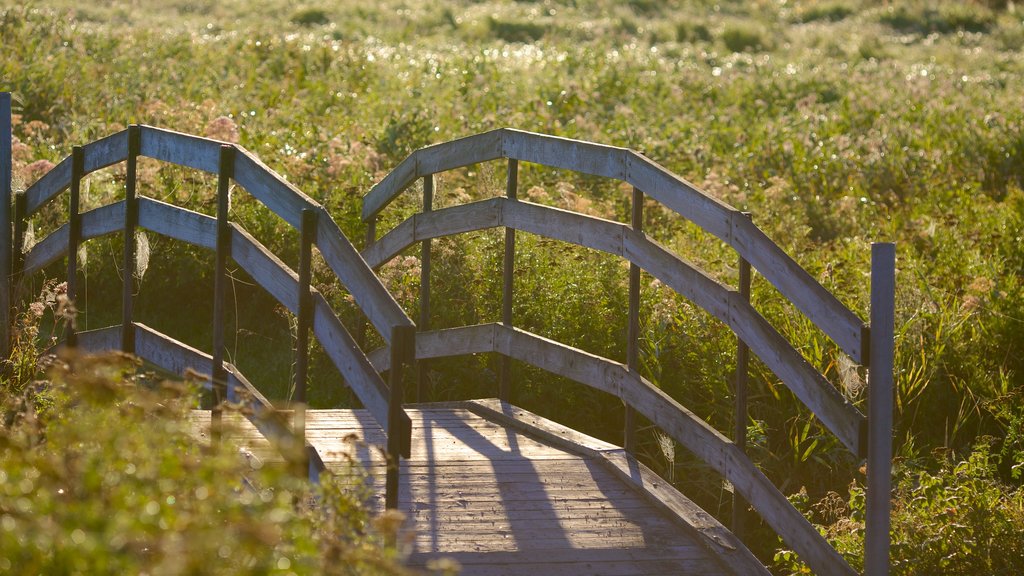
[3,0,1024,573]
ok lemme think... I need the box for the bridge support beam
[866,242,895,576]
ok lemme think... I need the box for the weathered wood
[212,145,234,407]
[66,147,83,347]
[732,216,866,362]
[414,197,504,244]
[733,230,751,536]
[22,223,68,275]
[487,324,855,576]
[866,242,895,576]
[232,146,318,230]
[1,93,11,358]
[386,324,416,508]
[230,223,300,315]
[360,216,414,269]
[24,156,71,216]
[362,129,505,220]
[73,324,122,353]
[503,199,625,256]
[729,294,864,456]
[295,209,317,405]
[81,201,125,241]
[501,159,518,402]
[122,126,141,353]
[81,129,129,174]
[310,292,402,438]
[418,176,433,402]
[138,197,217,249]
[625,186,642,453]
[624,229,730,320]
[134,322,214,383]
[368,324,499,372]
[315,207,413,343]
[624,151,734,252]
[138,125,221,173]
[504,129,629,181]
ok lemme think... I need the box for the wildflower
[205,116,240,143]
[20,159,55,184]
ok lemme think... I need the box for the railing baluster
[211,144,234,436]
[295,208,316,406]
[732,211,752,537]
[122,126,141,353]
[625,187,643,453]
[500,159,518,402]
[66,146,84,348]
[418,175,433,402]
[12,191,25,302]
[1,92,11,358]
[866,242,895,576]
[386,324,415,509]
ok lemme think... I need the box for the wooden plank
[730,294,865,455]
[361,216,415,269]
[138,125,220,173]
[310,292,403,437]
[624,152,734,246]
[74,324,122,353]
[232,146,318,230]
[414,197,504,242]
[1,93,9,358]
[369,323,498,372]
[503,129,629,181]
[229,223,300,314]
[408,550,725,576]
[485,326,855,576]
[503,200,625,256]
[622,373,857,576]
[133,322,214,383]
[866,242,895,576]
[315,206,414,342]
[138,197,217,249]
[732,217,866,362]
[465,399,766,575]
[624,225,731,323]
[81,201,125,241]
[362,129,505,220]
[24,156,71,216]
[81,129,129,174]
[22,223,68,275]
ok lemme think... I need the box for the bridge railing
[361,128,895,576]
[1,99,416,508]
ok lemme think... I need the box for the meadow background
[2,0,1024,573]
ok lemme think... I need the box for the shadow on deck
[193,399,764,576]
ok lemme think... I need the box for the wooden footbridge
[1,92,895,575]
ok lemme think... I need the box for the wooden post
[295,209,316,405]
[122,126,141,353]
[732,212,752,536]
[357,217,377,352]
[418,175,433,402]
[0,93,11,359]
[866,242,895,576]
[211,145,234,430]
[386,324,415,509]
[625,186,643,453]
[499,159,518,402]
[66,146,84,348]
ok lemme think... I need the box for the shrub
[290,8,330,27]
[0,351,411,575]
[721,23,773,52]
[487,16,547,43]
[793,2,855,23]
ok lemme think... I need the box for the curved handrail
[17,125,416,504]
[362,128,867,363]
[361,130,895,576]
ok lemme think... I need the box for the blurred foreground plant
[0,349,416,575]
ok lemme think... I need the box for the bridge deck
[192,400,764,575]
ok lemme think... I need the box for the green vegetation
[2,0,1024,573]
[0,341,411,574]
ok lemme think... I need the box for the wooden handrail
[362,128,867,362]
[15,125,415,506]
[360,196,866,455]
